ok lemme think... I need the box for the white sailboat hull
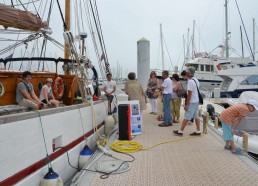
[0,101,108,185]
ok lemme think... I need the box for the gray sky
[97,0,258,76]
[1,0,258,78]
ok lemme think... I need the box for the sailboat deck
[87,104,258,186]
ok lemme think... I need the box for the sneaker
[150,112,154,114]
[153,112,157,115]
[190,132,201,136]
[232,147,242,155]
[168,123,173,126]
[173,130,183,136]
[224,145,232,150]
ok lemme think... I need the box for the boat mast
[64,0,71,75]
[225,0,229,58]
[160,23,164,70]
[240,26,244,57]
[253,18,256,61]
[192,20,195,59]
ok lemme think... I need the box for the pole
[192,20,195,59]
[160,24,164,70]
[240,26,244,58]
[253,18,256,61]
[64,0,70,75]
[225,0,229,58]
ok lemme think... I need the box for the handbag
[176,85,186,97]
[192,79,203,105]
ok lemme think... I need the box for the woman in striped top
[220,99,258,154]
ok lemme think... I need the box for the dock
[78,103,258,186]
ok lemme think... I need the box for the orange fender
[53,77,64,99]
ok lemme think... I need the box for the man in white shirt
[173,66,201,136]
[103,73,116,114]
[158,70,173,127]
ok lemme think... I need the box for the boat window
[0,82,5,97]
[211,65,214,72]
[200,65,204,71]
[38,82,43,92]
[240,75,258,85]
[193,64,199,71]
[206,65,210,72]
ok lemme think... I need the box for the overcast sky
[1,0,258,78]
[96,0,258,76]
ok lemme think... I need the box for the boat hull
[0,101,108,185]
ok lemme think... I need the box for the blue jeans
[163,94,172,125]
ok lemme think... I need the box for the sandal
[224,145,232,150]
[232,147,242,154]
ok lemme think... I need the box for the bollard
[214,116,219,129]
[242,131,249,152]
[199,108,203,117]
[203,112,209,134]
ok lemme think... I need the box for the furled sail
[0,3,47,31]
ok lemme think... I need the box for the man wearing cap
[219,99,258,154]
[103,73,116,114]
[16,71,46,110]
[40,78,59,107]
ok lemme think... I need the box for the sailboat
[0,1,113,185]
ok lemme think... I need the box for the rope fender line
[110,135,203,153]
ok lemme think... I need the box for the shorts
[18,99,37,109]
[106,95,114,102]
[184,102,199,121]
[221,121,233,141]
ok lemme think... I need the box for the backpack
[176,85,186,97]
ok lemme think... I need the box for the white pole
[160,24,164,70]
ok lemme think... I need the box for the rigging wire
[56,0,67,31]
[162,34,174,70]
[93,0,109,63]
[234,0,254,60]
[89,0,109,72]
[83,0,106,79]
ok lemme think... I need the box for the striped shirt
[220,103,249,125]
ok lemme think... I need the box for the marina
[69,103,258,186]
[1,0,258,185]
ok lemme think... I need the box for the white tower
[137,38,150,91]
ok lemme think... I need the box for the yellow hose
[110,136,201,153]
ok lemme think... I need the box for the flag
[100,53,105,61]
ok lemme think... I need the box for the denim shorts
[221,121,233,141]
[184,102,199,120]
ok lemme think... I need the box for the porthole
[38,82,43,93]
[0,82,5,97]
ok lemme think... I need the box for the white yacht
[214,63,258,98]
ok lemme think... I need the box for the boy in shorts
[220,100,258,154]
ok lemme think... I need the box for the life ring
[53,77,64,99]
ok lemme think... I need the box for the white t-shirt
[162,77,173,94]
[103,80,117,95]
[40,84,52,101]
[187,77,199,103]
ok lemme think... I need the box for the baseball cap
[47,78,53,83]
[247,99,258,110]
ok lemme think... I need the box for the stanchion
[215,116,219,129]
[242,131,249,152]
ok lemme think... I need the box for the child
[220,99,258,154]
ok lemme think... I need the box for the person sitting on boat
[220,99,258,154]
[40,78,59,108]
[173,67,201,135]
[16,71,46,110]
[103,73,116,114]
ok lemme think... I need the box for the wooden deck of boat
[87,103,258,186]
